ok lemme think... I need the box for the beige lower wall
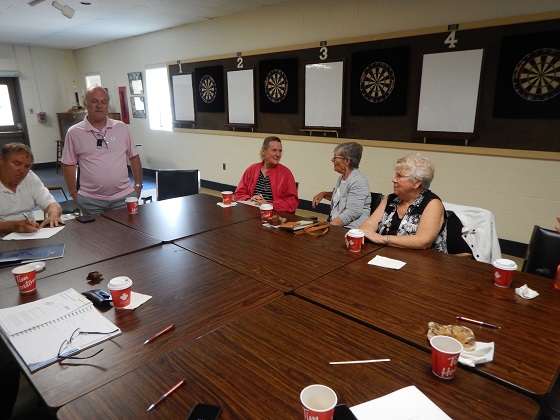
[137,130,559,245]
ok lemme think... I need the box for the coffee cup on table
[259,203,273,224]
[492,258,517,288]
[345,229,365,252]
[125,197,138,214]
[221,191,233,205]
[107,276,133,308]
[300,384,337,420]
[12,263,37,294]
[430,335,463,379]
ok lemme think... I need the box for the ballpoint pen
[456,316,501,329]
[143,324,175,345]
[146,378,187,412]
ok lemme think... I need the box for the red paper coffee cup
[260,203,273,224]
[12,264,37,293]
[300,384,337,420]
[108,276,133,308]
[221,191,233,205]
[125,197,138,214]
[345,229,365,252]
[430,335,463,379]
[492,258,517,288]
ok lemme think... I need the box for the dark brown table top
[0,244,281,409]
[101,194,261,242]
[295,245,560,396]
[0,215,160,290]
[56,297,539,419]
[174,218,383,292]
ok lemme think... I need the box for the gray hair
[260,136,281,160]
[395,153,435,192]
[83,85,110,104]
[334,142,362,169]
[1,142,33,162]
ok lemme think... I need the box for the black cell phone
[186,403,221,420]
[76,215,95,223]
[333,404,358,420]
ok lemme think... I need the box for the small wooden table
[56,297,539,419]
[0,215,160,290]
[101,194,261,242]
[0,244,281,409]
[296,246,560,396]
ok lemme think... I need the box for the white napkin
[515,284,539,299]
[458,341,494,367]
[114,291,151,310]
[368,255,406,269]
[216,202,237,208]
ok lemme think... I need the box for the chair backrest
[370,192,384,215]
[156,169,200,201]
[446,210,473,256]
[522,225,560,279]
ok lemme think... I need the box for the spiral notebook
[0,288,121,372]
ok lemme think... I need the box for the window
[146,67,172,131]
[0,84,15,126]
[85,74,101,89]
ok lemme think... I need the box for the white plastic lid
[108,276,133,290]
[260,204,273,210]
[492,258,518,271]
[347,229,365,238]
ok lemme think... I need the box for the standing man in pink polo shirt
[62,86,143,215]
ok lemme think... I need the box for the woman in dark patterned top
[360,153,447,252]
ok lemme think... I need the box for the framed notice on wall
[226,68,255,126]
[171,73,195,123]
[416,49,484,134]
[304,60,344,129]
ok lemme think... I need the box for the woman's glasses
[57,327,119,361]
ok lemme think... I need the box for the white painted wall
[0,45,76,163]
[4,0,560,244]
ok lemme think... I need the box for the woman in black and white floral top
[360,153,447,253]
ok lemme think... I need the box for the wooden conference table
[296,245,560,397]
[101,194,261,242]
[57,297,539,419]
[0,215,160,290]
[175,217,382,292]
[0,244,281,409]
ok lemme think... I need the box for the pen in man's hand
[456,316,501,329]
[22,213,30,220]
[143,324,175,345]
[146,378,186,412]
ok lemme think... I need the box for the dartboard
[199,75,217,104]
[360,62,395,103]
[265,69,288,103]
[512,47,560,101]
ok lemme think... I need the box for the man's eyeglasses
[332,156,346,161]
[57,327,119,361]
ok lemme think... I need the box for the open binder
[0,288,121,372]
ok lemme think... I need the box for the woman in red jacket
[234,136,299,213]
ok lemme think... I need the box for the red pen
[456,316,501,329]
[143,324,175,345]
[147,378,186,412]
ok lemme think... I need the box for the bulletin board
[304,60,344,129]
[168,16,560,152]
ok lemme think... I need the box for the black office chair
[522,225,560,279]
[156,169,200,201]
[370,192,384,214]
[46,186,79,215]
[445,210,473,257]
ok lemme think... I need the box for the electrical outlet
[223,163,226,170]
[29,108,34,114]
